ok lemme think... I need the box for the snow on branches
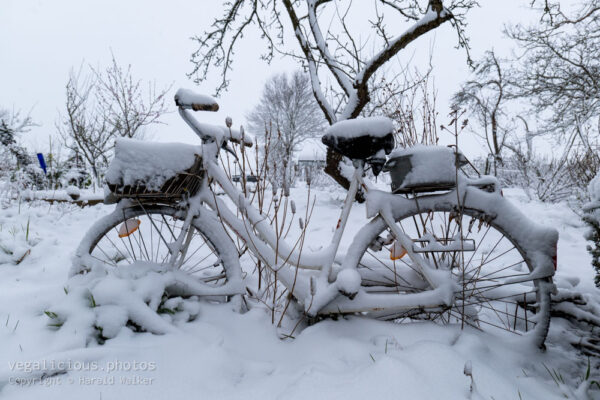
[189,0,477,190]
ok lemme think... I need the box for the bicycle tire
[349,193,555,347]
[71,204,242,296]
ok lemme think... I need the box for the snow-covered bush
[494,153,575,203]
[62,165,92,189]
[45,264,203,344]
[0,107,44,197]
[583,174,600,287]
[300,161,334,188]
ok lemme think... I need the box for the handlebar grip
[189,103,219,112]
[174,88,219,112]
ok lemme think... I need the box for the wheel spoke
[357,207,549,344]
[87,206,230,290]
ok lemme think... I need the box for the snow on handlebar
[174,88,219,112]
[175,89,253,147]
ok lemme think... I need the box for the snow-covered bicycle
[71,89,558,347]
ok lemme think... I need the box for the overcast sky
[1,0,537,157]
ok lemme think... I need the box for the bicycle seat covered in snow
[322,117,395,160]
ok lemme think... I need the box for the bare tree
[57,68,114,182]
[58,57,170,182]
[507,0,600,135]
[481,1,600,200]
[190,0,477,190]
[452,50,512,175]
[247,70,327,189]
[94,55,170,139]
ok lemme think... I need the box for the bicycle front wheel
[72,204,242,295]
[351,193,555,347]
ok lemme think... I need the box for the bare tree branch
[453,50,512,174]
[190,0,477,191]
[93,54,170,139]
[507,0,600,134]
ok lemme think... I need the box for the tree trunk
[324,148,364,202]
[324,149,349,190]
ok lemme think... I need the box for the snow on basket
[384,145,467,194]
[105,138,204,202]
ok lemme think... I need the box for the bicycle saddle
[321,116,395,161]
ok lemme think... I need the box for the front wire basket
[106,155,204,204]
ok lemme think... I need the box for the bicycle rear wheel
[353,196,554,347]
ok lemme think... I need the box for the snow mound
[0,221,38,265]
[584,173,600,212]
[105,138,201,190]
[46,264,204,345]
[589,174,600,202]
[325,116,394,139]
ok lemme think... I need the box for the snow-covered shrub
[299,160,334,188]
[62,166,91,188]
[494,153,575,203]
[583,174,600,287]
[0,150,43,197]
[61,150,93,189]
[493,134,599,205]
[566,146,600,204]
[45,264,202,344]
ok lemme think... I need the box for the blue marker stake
[37,153,47,174]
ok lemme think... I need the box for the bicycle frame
[70,101,557,347]
[179,120,457,315]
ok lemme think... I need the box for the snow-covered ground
[0,187,597,399]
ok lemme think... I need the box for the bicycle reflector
[118,219,141,238]
[390,241,407,260]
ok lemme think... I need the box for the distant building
[295,140,326,181]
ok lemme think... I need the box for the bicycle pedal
[338,289,357,300]
[368,235,389,251]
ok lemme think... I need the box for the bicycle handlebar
[176,89,254,148]
[174,88,219,112]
